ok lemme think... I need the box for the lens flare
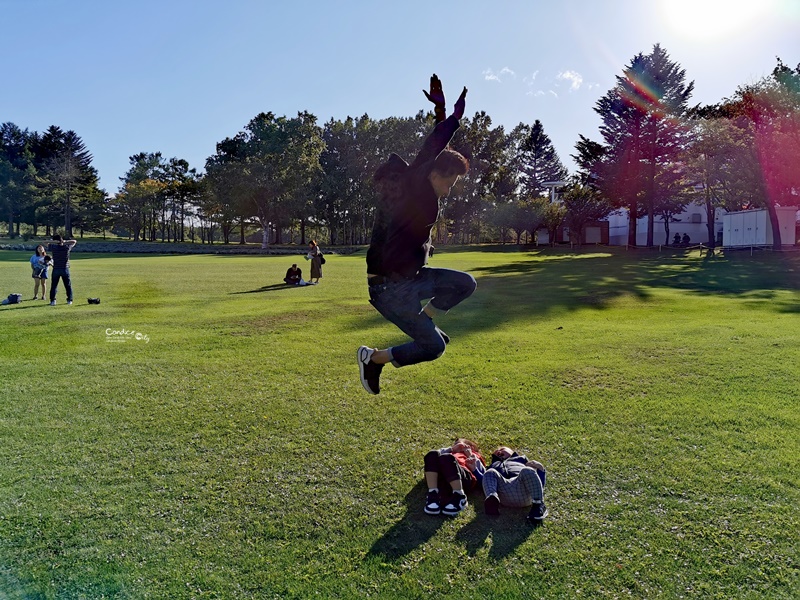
[659,0,775,41]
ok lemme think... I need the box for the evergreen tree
[115,152,166,242]
[515,119,568,198]
[35,126,101,237]
[572,134,606,187]
[0,122,38,237]
[594,44,694,246]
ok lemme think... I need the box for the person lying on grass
[423,438,485,517]
[483,445,548,524]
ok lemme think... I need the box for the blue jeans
[50,268,73,302]
[369,267,476,367]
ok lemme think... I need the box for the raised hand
[453,86,468,120]
[422,73,445,107]
[423,74,447,123]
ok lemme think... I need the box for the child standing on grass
[30,245,50,300]
[423,438,485,517]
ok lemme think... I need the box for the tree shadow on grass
[331,247,799,342]
[366,481,447,561]
[450,248,800,336]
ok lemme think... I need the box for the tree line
[2,47,798,248]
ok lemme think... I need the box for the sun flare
[659,0,775,40]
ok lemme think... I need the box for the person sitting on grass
[284,264,305,286]
[423,438,485,517]
[482,445,548,524]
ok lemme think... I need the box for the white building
[605,201,724,246]
[722,207,798,248]
[605,202,798,247]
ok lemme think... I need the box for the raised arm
[411,82,467,168]
[423,74,446,124]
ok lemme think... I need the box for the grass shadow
[454,503,541,559]
[319,247,799,350]
[366,481,447,561]
[1,300,81,311]
[451,248,800,336]
[230,284,313,295]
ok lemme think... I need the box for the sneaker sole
[441,503,467,517]
[357,346,378,395]
[423,507,441,515]
[528,508,549,522]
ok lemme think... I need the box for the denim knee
[419,334,447,360]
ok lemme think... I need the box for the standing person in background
[306,240,323,284]
[30,245,48,300]
[47,234,77,306]
[357,74,476,395]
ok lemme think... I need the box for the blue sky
[1,0,797,193]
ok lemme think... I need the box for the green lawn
[0,247,798,599]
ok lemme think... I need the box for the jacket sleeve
[409,114,460,169]
[472,461,486,483]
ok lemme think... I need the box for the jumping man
[357,75,476,394]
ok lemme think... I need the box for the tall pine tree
[35,126,101,237]
[515,119,568,198]
[0,123,38,237]
[594,44,694,246]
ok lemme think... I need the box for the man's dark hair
[52,234,63,242]
[433,149,469,178]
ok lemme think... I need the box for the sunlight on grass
[0,248,798,598]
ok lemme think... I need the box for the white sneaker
[49,300,56,306]
[357,346,383,395]
[67,301,73,305]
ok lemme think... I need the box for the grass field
[0,246,798,599]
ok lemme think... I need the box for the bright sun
[659,0,774,40]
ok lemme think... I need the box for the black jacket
[366,115,460,279]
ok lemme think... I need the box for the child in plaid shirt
[482,445,548,523]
